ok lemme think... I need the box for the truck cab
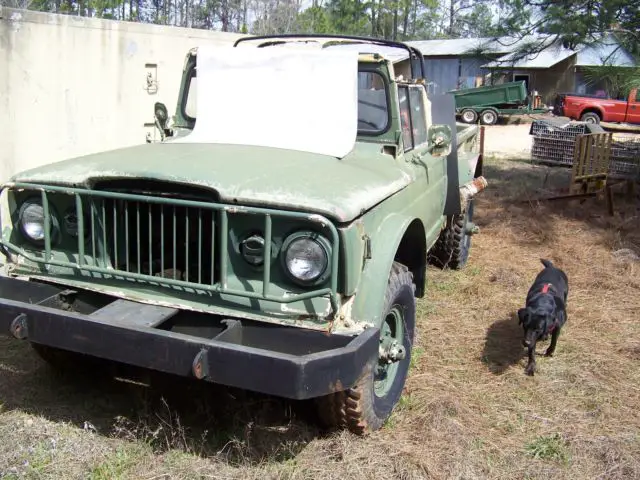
[554,88,640,125]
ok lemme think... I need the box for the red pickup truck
[553,88,639,125]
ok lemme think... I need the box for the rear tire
[460,109,478,124]
[429,200,474,270]
[580,111,601,124]
[315,262,416,435]
[480,109,498,125]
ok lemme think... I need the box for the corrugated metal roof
[408,32,637,68]
[576,34,637,67]
[406,35,546,57]
[406,37,509,56]
[482,46,577,69]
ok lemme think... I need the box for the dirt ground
[1,126,640,479]
[482,124,534,160]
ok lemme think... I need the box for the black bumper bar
[0,276,378,400]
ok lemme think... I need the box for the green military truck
[0,34,487,435]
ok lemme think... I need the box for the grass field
[1,155,639,479]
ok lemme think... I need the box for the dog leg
[525,345,536,376]
[545,328,560,357]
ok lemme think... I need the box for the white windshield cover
[172,45,359,158]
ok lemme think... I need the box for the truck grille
[98,197,219,284]
[1,183,340,313]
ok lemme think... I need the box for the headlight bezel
[280,230,332,287]
[17,196,61,246]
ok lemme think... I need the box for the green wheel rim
[374,304,405,397]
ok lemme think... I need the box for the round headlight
[282,232,331,285]
[19,201,46,242]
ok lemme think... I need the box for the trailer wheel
[480,109,498,125]
[460,109,478,124]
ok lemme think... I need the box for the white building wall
[0,7,245,182]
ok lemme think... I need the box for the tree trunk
[449,0,455,36]
[393,2,398,40]
[371,0,377,36]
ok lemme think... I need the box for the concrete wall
[0,7,244,182]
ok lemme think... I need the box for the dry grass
[1,155,640,479]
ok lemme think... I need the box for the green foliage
[497,0,640,58]
[16,0,507,42]
[581,65,640,99]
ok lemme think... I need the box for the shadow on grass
[481,316,525,375]
[0,338,322,465]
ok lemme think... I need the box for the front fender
[349,213,416,329]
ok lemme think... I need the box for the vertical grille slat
[172,206,177,280]
[90,199,97,263]
[185,211,190,282]
[263,214,272,297]
[136,202,141,274]
[219,210,228,290]
[41,190,51,262]
[75,194,85,266]
[113,200,118,270]
[160,205,165,276]
[101,201,107,268]
[211,215,215,286]
[124,202,130,272]
[198,209,202,285]
[148,204,153,277]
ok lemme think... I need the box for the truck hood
[10,142,411,223]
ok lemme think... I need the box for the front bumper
[0,276,378,400]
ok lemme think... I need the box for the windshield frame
[179,62,392,138]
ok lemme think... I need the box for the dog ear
[517,308,528,325]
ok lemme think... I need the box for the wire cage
[529,119,640,181]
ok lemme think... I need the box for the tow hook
[10,313,28,340]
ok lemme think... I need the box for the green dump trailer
[447,80,550,125]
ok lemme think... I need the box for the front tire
[315,262,416,435]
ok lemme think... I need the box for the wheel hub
[379,335,406,364]
[374,306,406,396]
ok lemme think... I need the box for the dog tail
[540,258,554,268]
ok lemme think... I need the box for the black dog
[517,259,569,376]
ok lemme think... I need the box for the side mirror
[428,124,452,157]
[153,102,172,141]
